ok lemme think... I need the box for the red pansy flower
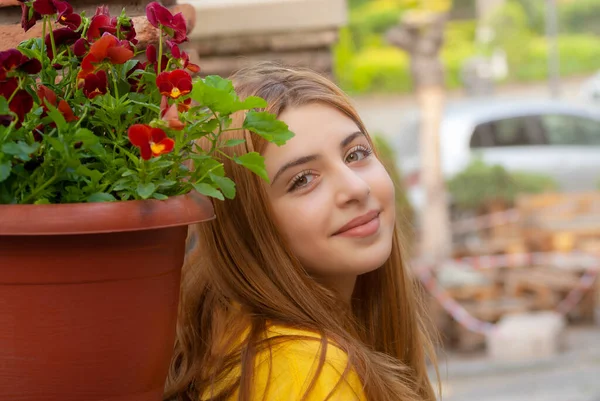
[19,2,41,32]
[177,97,192,113]
[36,85,78,122]
[87,6,113,41]
[45,28,80,59]
[0,78,33,128]
[146,2,188,44]
[156,69,192,99]
[81,70,108,99]
[73,38,89,58]
[0,49,42,80]
[58,13,81,30]
[128,124,175,160]
[77,33,134,79]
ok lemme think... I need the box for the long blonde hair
[164,62,439,401]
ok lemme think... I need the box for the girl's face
[263,103,396,294]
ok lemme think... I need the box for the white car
[392,98,600,213]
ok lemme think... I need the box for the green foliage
[0,10,294,204]
[514,35,600,81]
[349,0,406,48]
[447,158,558,211]
[334,20,477,94]
[558,0,600,35]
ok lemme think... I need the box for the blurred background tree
[334,0,600,95]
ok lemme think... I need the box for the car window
[540,114,600,146]
[470,116,543,148]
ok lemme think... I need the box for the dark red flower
[87,6,115,41]
[36,85,57,110]
[156,69,192,99]
[36,85,77,122]
[168,42,181,59]
[45,28,80,59]
[73,38,89,57]
[146,44,157,64]
[146,2,188,44]
[177,97,192,113]
[58,100,77,122]
[128,124,175,160]
[0,78,33,128]
[77,33,134,79]
[0,49,41,80]
[20,3,41,32]
[32,0,70,16]
[58,12,81,30]
[181,51,200,74]
[81,70,108,99]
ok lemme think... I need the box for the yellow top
[202,325,367,401]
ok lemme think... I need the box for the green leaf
[152,193,169,200]
[149,160,174,169]
[45,100,67,132]
[122,169,136,177]
[74,128,99,148]
[0,160,11,183]
[190,76,263,115]
[243,111,295,146]
[204,75,235,92]
[88,192,117,202]
[211,174,236,199]
[0,97,9,115]
[239,96,267,109]
[2,141,40,162]
[223,139,245,147]
[112,178,131,191]
[192,183,224,201]
[75,165,102,183]
[234,152,269,182]
[136,182,156,199]
[157,180,177,189]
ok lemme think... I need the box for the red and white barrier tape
[414,252,600,335]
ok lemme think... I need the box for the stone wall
[0,0,347,80]
[187,0,347,79]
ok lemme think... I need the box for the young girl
[165,62,439,401]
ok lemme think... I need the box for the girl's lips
[334,211,380,238]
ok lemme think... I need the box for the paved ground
[430,325,600,401]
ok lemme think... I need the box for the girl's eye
[288,171,316,192]
[345,145,373,163]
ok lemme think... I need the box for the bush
[340,47,412,94]
[513,35,600,81]
[348,0,406,48]
[334,20,477,94]
[447,158,558,211]
[558,0,600,35]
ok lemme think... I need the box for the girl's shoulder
[251,324,367,401]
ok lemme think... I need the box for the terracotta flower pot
[0,192,214,401]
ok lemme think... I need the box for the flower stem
[22,170,59,204]
[48,19,58,65]
[41,17,47,78]
[158,27,163,74]
[112,67,120,99]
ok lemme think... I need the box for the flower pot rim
[0,192,215,236]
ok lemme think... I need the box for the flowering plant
[0,1,293,204]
